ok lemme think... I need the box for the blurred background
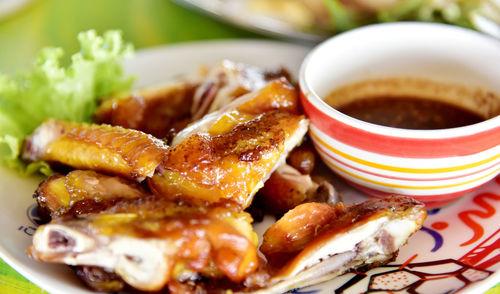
[0,0,263,73]
[0,0,499,293]
[1,0,499,73]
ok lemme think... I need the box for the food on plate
[190,59,291,120]
[253,195,427,293]
[247,0,499,36]
[35,170,150,218]
[94,78,200,139]
[287,141,316,175]
[94,60,291,141]
[260,202,346,261]
[255,164,339,215]
[255,141,339,215]
[22,118,168,181]
[0,31,428,293]
[248,0,333,33]
[28,205,258,292]
[20,59,427,293]
[149,78,309,209]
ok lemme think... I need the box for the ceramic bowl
[299,22,500,208]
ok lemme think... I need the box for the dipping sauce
[336,96,485,129]
[323,77,499,130]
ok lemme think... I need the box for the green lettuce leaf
[0,30,134,175]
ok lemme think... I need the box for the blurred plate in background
[0,0,32,20]
[175,0,500,40]
[173,0,329,42]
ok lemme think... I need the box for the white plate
[1,40,499,294]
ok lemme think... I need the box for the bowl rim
[299,22,500,140]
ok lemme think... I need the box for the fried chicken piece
[94,79,199,139]
[35,170,150,218]
[22,119,168,181]
[250,195,427,292]
[256,163,339,215]
[260,202,345,262]
[256,164,320,215]
[149,79,308,209]
[28,206,258,292]
[287,141,316,174]
[191,60,291,120]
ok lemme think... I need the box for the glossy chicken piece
[22,119,168,181]
[251,195,427,293]
[191,59,291,120]
[256,140,339,215]
[28,206,258,292]
[149,78,308,209]
[172,77,303,146]
[260,202,345,262]
[35,170,149,218]
[287,141,316,175]
[94,79,199,139]
[256,164,320,215]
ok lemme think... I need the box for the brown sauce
[336,96,485,129]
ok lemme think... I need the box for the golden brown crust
[35,170,150,218]
[30,207,259,289]
[260,202,345,258]
[276,195,427,277]
[149,111,305,208]
[94,81,198,139]
[23,119,168,181]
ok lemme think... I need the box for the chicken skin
[35,170,150,218]
[94,78,199,139]
[250,195,427,293]
[22,119,168,181]
[28,206,258,292]
[149,78,308,209]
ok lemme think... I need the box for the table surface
[0,1,498,294]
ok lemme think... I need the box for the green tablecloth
[0,1,498,293]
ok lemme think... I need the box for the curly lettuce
[0,30,134,175]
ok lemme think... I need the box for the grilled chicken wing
[35,170,150,218]
[94,79,199,139]
[28,206,258,292]
[251,195,427,293]
[149,78,308,209]
[22,119,168,181]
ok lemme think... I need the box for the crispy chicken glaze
[149,78,309,209]
[249,195,427,293]
[94,60,291,141]
[22,119,168,181]
[94,79,199,139]
[28,206,258,292]
[191,60,291,120]
[35,170,150,218]
[24,61,430,294]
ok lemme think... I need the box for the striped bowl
[299,23,500,208]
